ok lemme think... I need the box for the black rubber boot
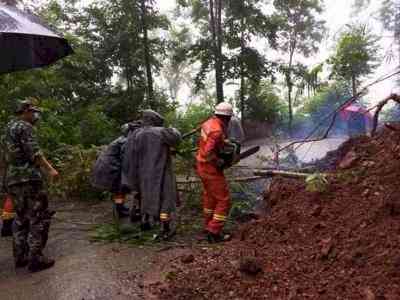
[115,203,130,218]
[206,231,231,243]
[161,222,176,241]
[28,256,55,273]
[140,222,152,231]
[140,214,152,231]
[1,219,14,237]
[130,208,141,223]
[15,259,29,268]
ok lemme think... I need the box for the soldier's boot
[140,214,152,231]
[1,219,14,237]
[15,258,29,268]
[114,203,130,218]
[28,256,55,273]
[161,222,176,241]
[130,207,141,223]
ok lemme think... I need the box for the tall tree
[162,26,193,101]
[69,0,168,116]
[140,0,154,107]
[328,24,380,97]
[274,0,326,133]
[224,0,279,118]
[176,0,225,103]
[209,0,224,102]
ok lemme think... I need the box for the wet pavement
[0,200,172,300]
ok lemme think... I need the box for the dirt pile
[155,128,400,300]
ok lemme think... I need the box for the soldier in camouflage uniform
[4,100,59,272]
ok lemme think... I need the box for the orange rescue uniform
[196,116,230,235]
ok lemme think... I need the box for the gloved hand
[215,158,225,170]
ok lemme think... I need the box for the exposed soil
[154,128,400,299]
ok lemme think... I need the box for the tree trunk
[209,0,224,103]
[215,0,224,103]
[140,0,155,108]
[351,73,357,97]
[287,46,295,136]
[239,16,245,119]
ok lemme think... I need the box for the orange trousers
[196,162,230,235]
[1,194,15,221]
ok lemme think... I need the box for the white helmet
[215,102,233,116]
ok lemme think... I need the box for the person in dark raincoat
[227,116,245,144]
[122,110,181,240]
[91,121,142,218]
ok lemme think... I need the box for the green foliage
[244,81,287,124]
[273,0,326,131]
[274,0,326,58]
[49,145,105,201]
[91,222,162,245]
[37,100,118,151]
[305,173,329,193]
[299,83,351,122]
[328,24,381,95]
[229,181,258,219]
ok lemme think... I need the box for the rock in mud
[239,257,263,275]
[339,150,358,169]
[181,254,195,264]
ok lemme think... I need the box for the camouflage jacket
[3,119,43,187]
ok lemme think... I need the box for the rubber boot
[115,203,130,218]
[1,219,13,237]
[130,207,141,223]
[140,214,151,231]
[161,222,176,241]
[206,231,231,243]
[28,256,55,273]
[15,258,29,268]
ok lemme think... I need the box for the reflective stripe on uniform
[160,213,170,221]
[213,214,227,222]
[1,211,15,220]
[204,208,214,215]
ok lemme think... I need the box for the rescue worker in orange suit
[196,102,235,243]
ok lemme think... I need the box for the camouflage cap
[15,100,41,114]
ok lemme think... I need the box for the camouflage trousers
[7,182,51,263]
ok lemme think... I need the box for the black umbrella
[0,3,73,74]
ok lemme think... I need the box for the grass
[90,222,163,246]
[90,171,264,245]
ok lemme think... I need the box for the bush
[49,144,107,201]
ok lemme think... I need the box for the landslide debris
[155,128,400,300]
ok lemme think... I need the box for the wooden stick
[177,176,265,185]
[253,170,323,178]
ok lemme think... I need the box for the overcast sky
[156,0,397,107]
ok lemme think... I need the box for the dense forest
[0,0,399,198]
